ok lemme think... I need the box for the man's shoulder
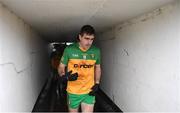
[90,45,100,52]
[64,43,77,50]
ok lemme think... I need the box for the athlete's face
[79,33,95,50]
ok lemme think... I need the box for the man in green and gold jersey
[58,25,101,112]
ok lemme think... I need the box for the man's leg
[81,94,95,113]
[81,102,94,113]
[67,93,81,113]
[68,108,78,113]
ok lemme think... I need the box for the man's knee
[69,108,78,113]
[81,102,94,112]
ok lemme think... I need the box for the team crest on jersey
[91,54,95,59]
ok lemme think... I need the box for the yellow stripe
[67,59,96,94]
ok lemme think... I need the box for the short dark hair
[79,25,95,36]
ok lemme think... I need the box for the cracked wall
[0,3,49,112]
[98,1,180,112]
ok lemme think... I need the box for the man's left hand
[89,83,99,96]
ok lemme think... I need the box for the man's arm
[58,63,78,81]
[95,64,101,84]
[89,64,101,96]
[58,63,66,77]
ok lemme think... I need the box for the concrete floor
[32,73,122,112]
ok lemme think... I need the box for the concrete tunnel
[0,0,180,112]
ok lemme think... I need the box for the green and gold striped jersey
[61,42,101,94]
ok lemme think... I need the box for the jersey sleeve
[60,47,69,65]
[96,49,101,65]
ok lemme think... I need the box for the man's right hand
[62,70,78,81]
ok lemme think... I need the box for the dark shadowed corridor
[32,73,122,112]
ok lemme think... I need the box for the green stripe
[61,42,101,65]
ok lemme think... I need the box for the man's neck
[78,42,89,52]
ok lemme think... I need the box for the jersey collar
[76,42,92,52]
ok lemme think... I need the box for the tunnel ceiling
[0,0,174,42]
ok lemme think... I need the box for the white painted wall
[0,3,49,112]
[98,0,180,112]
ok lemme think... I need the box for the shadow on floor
[32,76,123,112]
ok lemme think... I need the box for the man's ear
[79,34,82,40]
